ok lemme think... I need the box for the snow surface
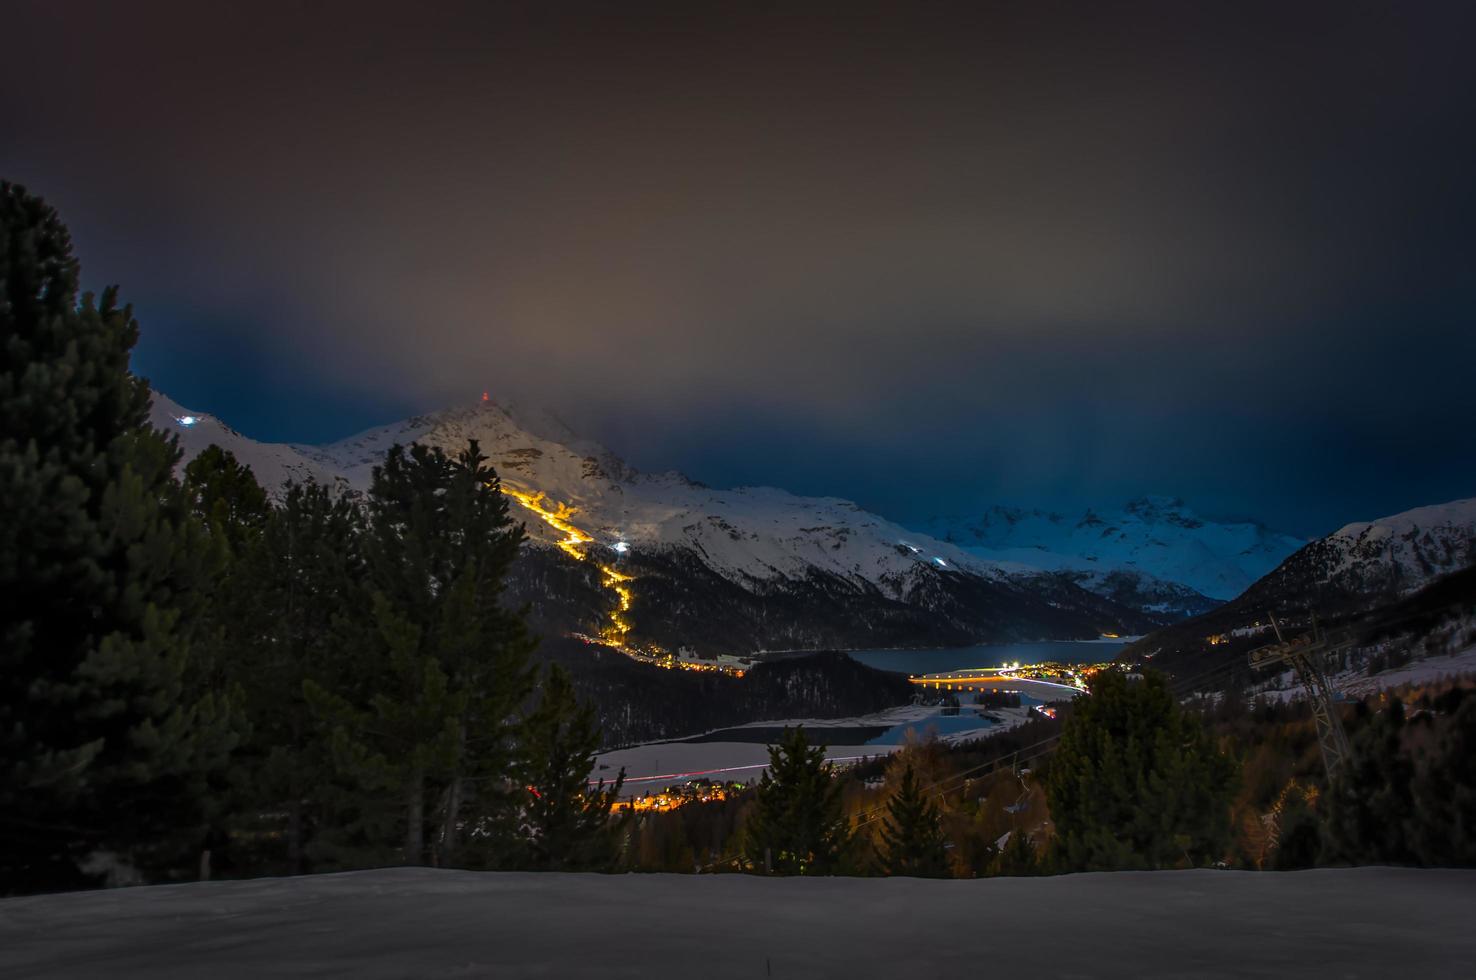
[919,496,1306,600]
[3,867,1472,978]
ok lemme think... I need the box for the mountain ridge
[149,392,1170,652]
[916,496,1306,602]
[1124,494,1476,670]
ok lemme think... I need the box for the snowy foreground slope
[3,868,1472,979]
[150,393,1167,648]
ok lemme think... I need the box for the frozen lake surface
[594,704,1031,795]
[848,639,1129,674]
[3,867,1472,978]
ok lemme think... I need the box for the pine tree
[1044,671,1238,872]
[512,665,626,871]
[1322,699,1417,865]
[743,726,853,875]
[992,826,1038,876]
[183,445,269,558]
[1409,693,1476,867]
[225,478,364,874]
[177,445,272,876]
[875,763,950,877]
[1271,784,1322,870]
[0,182,235,891]
[177,446,269,704]
[309,441,537,867]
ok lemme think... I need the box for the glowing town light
[176,416,199,427]
[613,541,630,553]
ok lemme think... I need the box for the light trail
[498,483,634,646]
[495,482,741,675]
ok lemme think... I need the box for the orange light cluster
[499,483,637,647]
[612,783,737,814]
[500,486,592,560]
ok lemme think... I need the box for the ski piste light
[613,541,630,554]
[175,415,199,427]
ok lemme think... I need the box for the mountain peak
[1124,495,1186,517]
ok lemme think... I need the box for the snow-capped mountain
[149,392,343,490]
[917,497,1306,603]
[1236,497,1476,611]
[1127,496,1476,667]
[152,393,1167,652]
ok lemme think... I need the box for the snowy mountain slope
[1234,497,1476,611]
[298,403,997,589]
[918,496,1305,601]
[151,394,1163,651]
[149,392,342,492]
[1318,499,1476,592]
[1126,496,1476,670]
[1047,567,1222,621]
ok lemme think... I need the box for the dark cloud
[3,0,1473,536]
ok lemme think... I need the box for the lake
[848,640,1128,675]
[681,706,1006,747]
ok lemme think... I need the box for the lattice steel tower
[1248,613,1353,777]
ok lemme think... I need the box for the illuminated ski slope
[499,484,634,646]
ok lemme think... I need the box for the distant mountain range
[151,393,1188,653]
[1127,495,1476,670]
[915,498,1307,616]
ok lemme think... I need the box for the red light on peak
[481,391,490,403]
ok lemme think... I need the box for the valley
[149,389,1476,763]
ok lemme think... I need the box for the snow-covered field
[1249,632,1476,706]
[595,739,887,795]
[3,867,1472,978]
[1340,645,1476,699]
[595,704,1033,796]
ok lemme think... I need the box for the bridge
[909,671,1084,699]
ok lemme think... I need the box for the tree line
[1,182,621,893]
[721,671,1238,878]
[634,668,1476,877]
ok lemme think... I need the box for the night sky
[3,1,1473,537]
